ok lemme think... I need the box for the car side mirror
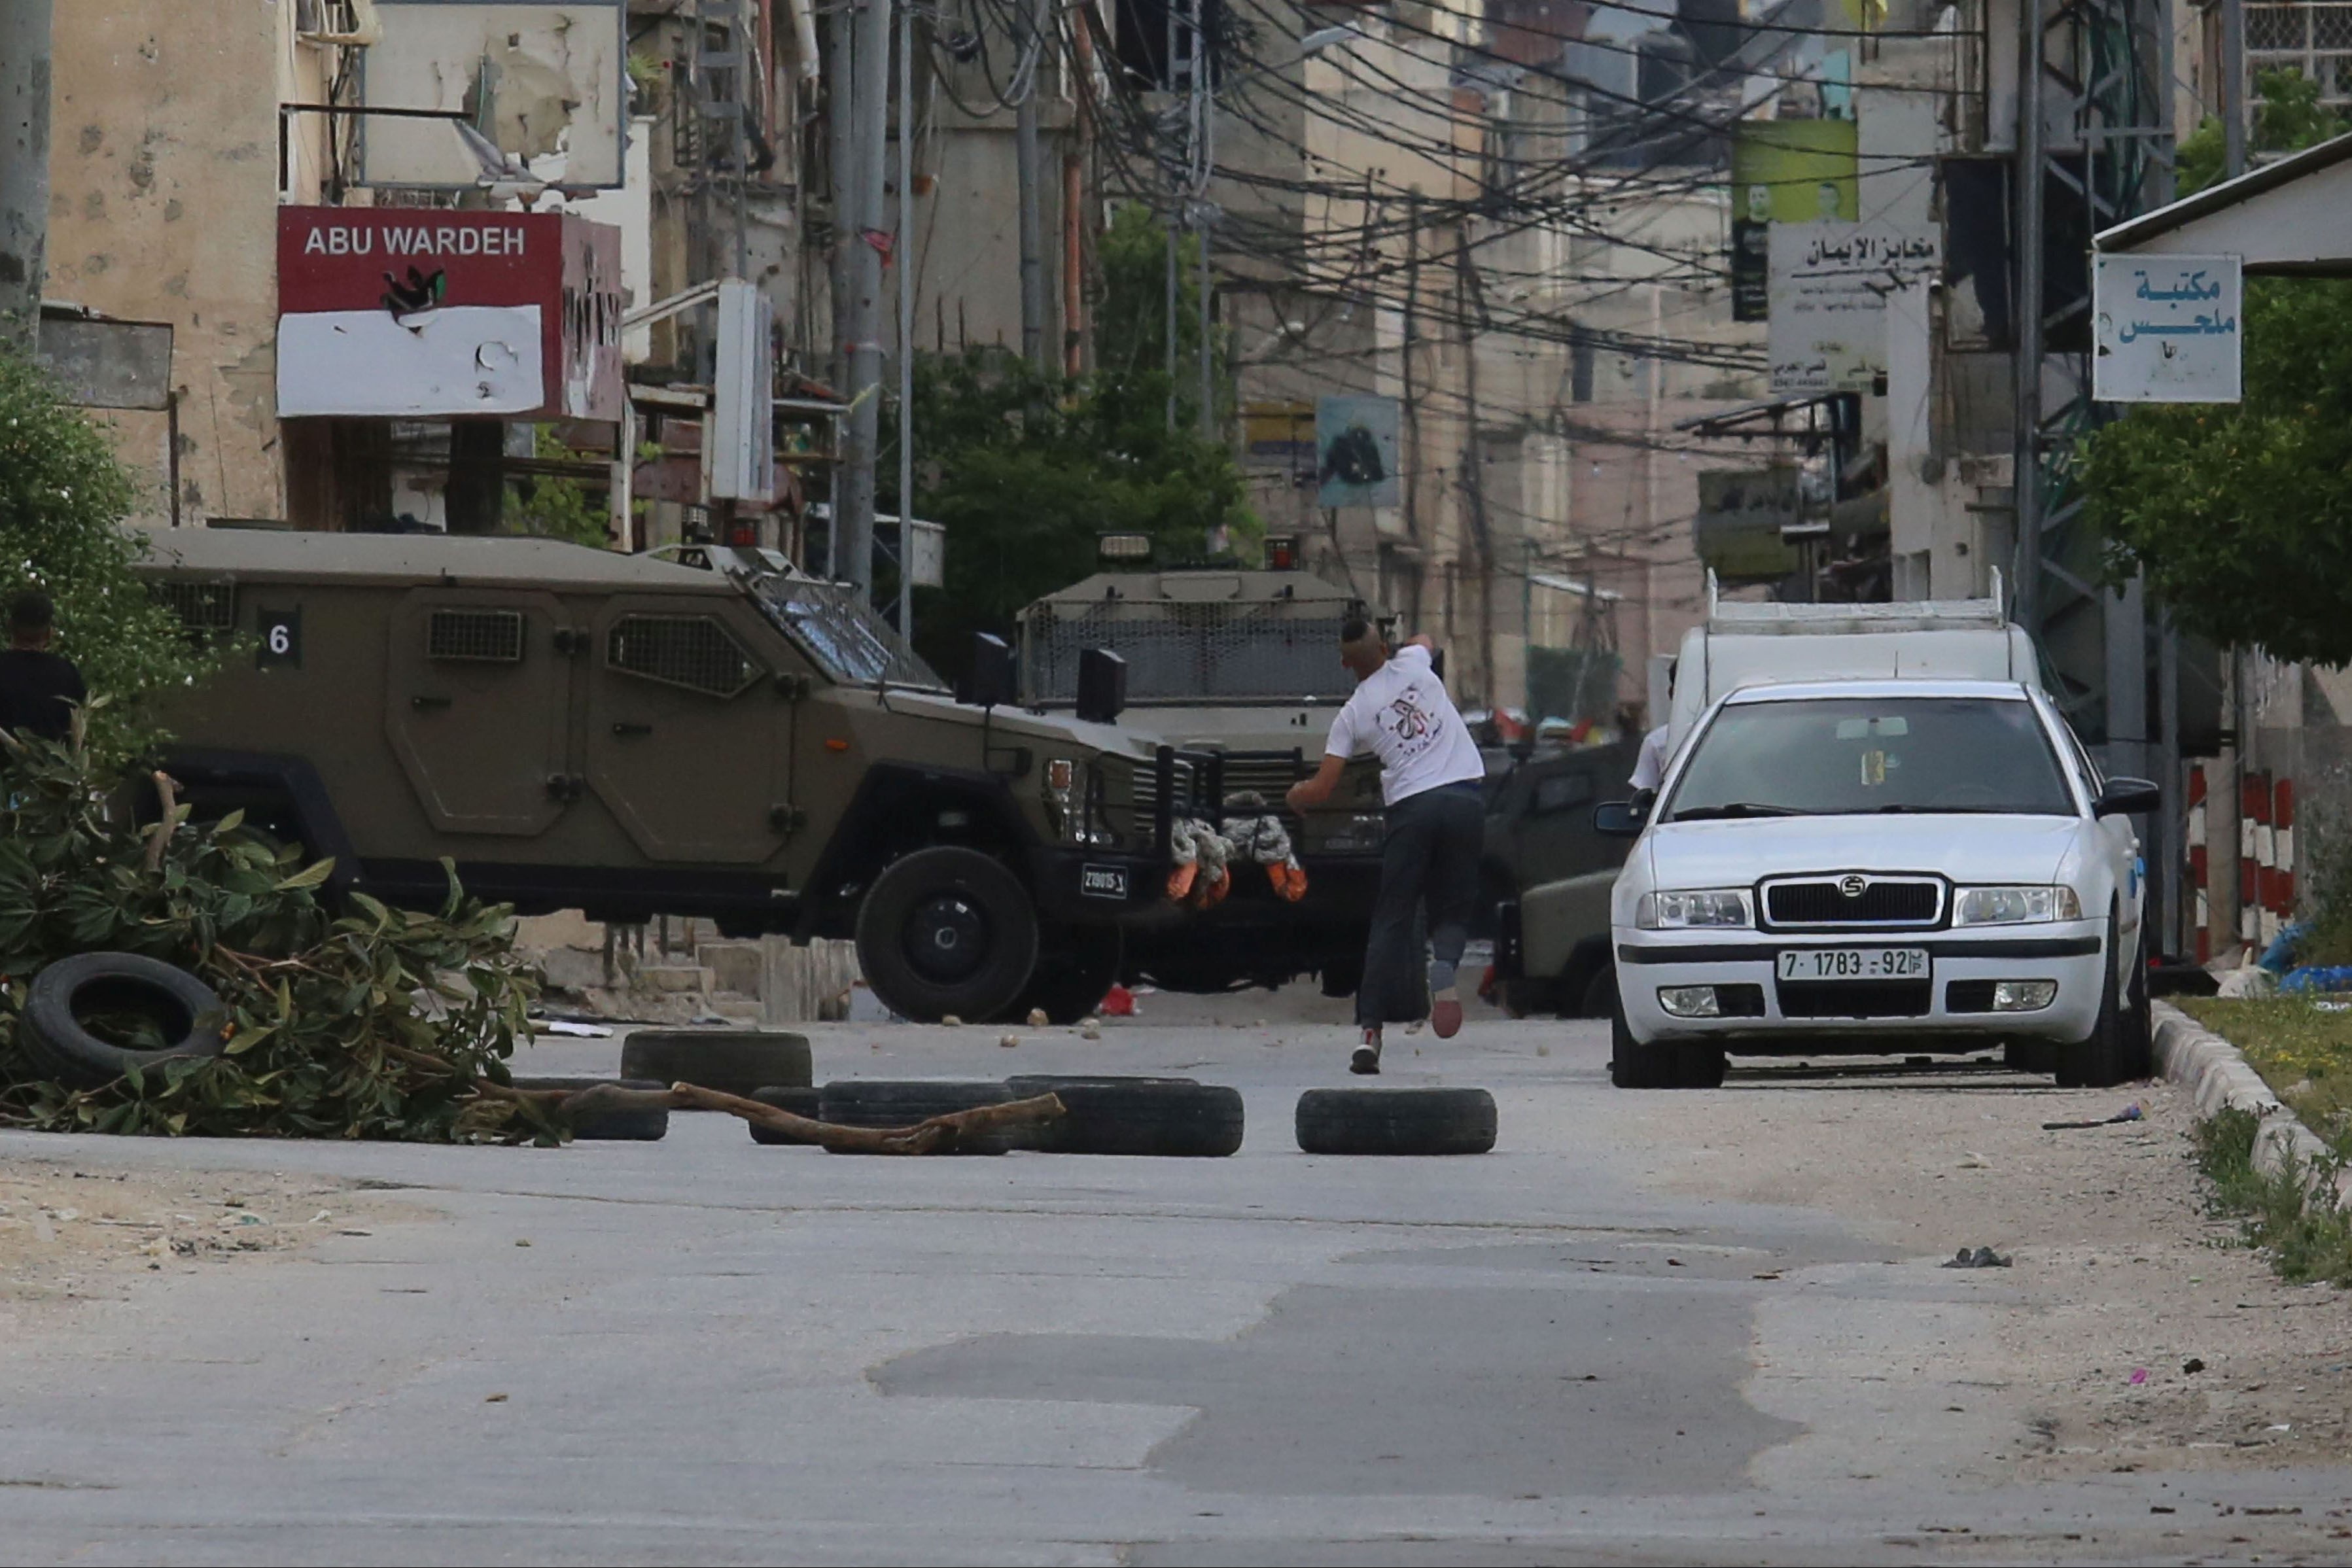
[1075,646,1127,724]
[1592,799,1643,838]
[968,633,1015,710]
[2094,777,2161,818]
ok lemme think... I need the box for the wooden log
[489,1078,1067,1155]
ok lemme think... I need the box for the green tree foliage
[0,351,211,761]
[0,723,546,1141]
[504,425,614,548]
[2086,70,2352,659]
[880,205,1255,675]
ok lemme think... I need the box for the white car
[1598,678,2156,1090]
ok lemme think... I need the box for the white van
[1665,572,2040,753]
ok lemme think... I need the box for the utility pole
[1014,0,1046,366]
[826,1,857,577]
[2010,0,2045,638]
[1192,0,1213,439]
[897,0,916,641]
[1163,0,1180,428]
[840,0,894,593]
[2222,0,2248,181]
[0,0,52,350]
[1459,244,1496,706]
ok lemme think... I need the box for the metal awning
[2095,131,2352,274]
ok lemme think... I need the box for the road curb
[2152,1000,2336,1188]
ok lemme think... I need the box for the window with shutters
[427,608,525,663]
[606,614,757,697]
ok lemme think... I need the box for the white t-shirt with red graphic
[1324,644,1487,807]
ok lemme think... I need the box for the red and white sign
[276,208,623,422]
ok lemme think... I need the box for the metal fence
[2248,5,2352,108]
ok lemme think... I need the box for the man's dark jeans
[1357,780,1484,1028]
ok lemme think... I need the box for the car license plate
[1777,947,1929,981]
[1080,863,1129,900]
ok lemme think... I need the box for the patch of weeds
[2179,997,2352,1157]
[2194,1106,2352,1284]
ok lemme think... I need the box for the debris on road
[2042,1104,2145,1130]
[2185,1357,2207,1374]
[1941,1246,2014,1268]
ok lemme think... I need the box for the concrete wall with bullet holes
[43,3,322,529]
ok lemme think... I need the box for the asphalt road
[1,994,2346,1565]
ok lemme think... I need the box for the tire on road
[1295,1087,1497,1155]
[21,953,230,1090]
[816,1078,1021,1153]
[746,1084,823,1145]
[1577,964,1619,1020]
[507,1076,671,1141]
[1606,992,1723,1089]
[854,847,1040,1025]
[1006,1074,1239,1157]
[2056,909,2131,1090]
[620,1029,813,1098]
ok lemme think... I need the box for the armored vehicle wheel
[1001,926,1123,1024]
[1295,1087,1497,1155]
[1006,1075,1239,1157]
[855,847,1040,1024]
[620,1029,813,1098]
[20,954,230,1090]
[507,1077,671,1140]
[816,1078,1022,1153]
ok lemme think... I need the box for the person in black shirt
[0,592,86,743]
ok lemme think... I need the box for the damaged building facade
[32,0,1087,546]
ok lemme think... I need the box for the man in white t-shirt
[1286,619,1487,1074]
[1629,723,1671,794]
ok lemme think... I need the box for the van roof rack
[1706,568,2009,636]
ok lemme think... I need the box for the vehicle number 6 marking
[256,608,302,669]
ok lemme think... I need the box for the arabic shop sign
[1766,221,1942,395]
[2092,254,2243,404]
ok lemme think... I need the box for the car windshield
[741,574,946,689]
[1663,695,2075,820]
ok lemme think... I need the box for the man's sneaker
[1349,1029,1382,1075]
[1431,986,1463,1039]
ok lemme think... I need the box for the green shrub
[0,349,212,765]
[0,720,548,1141]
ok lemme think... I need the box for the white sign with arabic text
[1766,221,1942,394]
[2092,254,2243,404]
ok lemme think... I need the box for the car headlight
[1636,889,1753,930]
[1952,885,2082,926]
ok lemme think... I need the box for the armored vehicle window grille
[1023,602,1358,704]
[428,608,525,664]
[153,580,236,640]
[606,615,758,697]
[743,576,944,689]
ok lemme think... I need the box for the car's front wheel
[1609,990,1724,1089]
[2056,907,2132,1089]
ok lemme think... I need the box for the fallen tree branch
[478,1077,1068,1155]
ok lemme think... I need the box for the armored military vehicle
[135,531,1335,1024]
[1016,560,1389,995]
